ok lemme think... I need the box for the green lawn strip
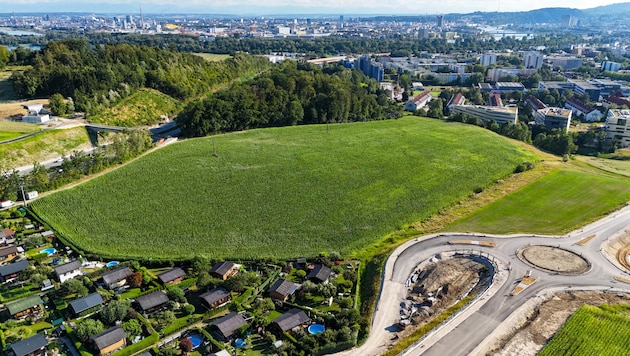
[30,118,536,261]
[382,295,475,356]
[539,304,630,356]
[577,155,630,178]
[447,169,630,234]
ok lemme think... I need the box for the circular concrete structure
[518,245,590,275]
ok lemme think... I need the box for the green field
[0,120,41,141]
[447,169,630,234]
[577,155,630,177]
[0,127,92,168]
[88,89,184,127]
[539,304,630,356]
[193,53,232,62]
[30,117,537,260]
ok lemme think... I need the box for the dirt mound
[413,259,479,299]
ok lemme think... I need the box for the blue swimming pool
[308,324,325,335]
[234,338,246,348]
[40,247,56,256]
[187,334,203,349]
[106,261,119,268]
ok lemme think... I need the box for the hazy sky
[0,0,625,14]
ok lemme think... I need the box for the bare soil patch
[518,245,590,274]
[489,291,630,356]
[0,99,49,120]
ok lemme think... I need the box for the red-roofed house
[565,97,603,122]
[404,91,433,111]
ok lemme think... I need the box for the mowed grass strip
[539,304,630,356]
[447,169,630,234]
[30,118,536,260]
[0,127,92,168]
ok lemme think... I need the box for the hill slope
[87,89,183,127]
[30,118,538,260]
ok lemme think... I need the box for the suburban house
[267,279,299,301]
[307,264,333,284]
[271,308,311,333]
[135,291,170,315]
[210,261,237,280]
[200,287,232,310]
[90,326,127,356]
[0,228,16,246]
[157,267,186,285]
[404,90,432,111]
[0,246,20,265]
[6,295,44,320]
[68,292,104,317]
[21,104,50,124]
[53,260,82,283]
[564,97,603,122]
[209,312,247,341]
[7,333,47,356]
[0,259,30,283]
[101,267,133,289]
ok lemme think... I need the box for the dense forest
[10,39,271,115]
[176,61,398,137]
[1,32,587,57]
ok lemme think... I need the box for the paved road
[339,203,630,356]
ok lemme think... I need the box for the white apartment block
[606,109,630,147]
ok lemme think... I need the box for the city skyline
[0,0,625,16]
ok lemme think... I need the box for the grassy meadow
[447,169,630,234]
[193,53,232,62]
[539,304,630,356]
[30,117,537,260]
[0,127,92,168]
[0,120,41,141]
[88,89,183,127]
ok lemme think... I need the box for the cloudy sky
[0,0,624,15]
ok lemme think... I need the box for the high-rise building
[523,52,544,69]
[606,109,630,147]
[436,15,443,28]
[480,53,497,67]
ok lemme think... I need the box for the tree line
[0,130,153,201]
[176,61,399,137]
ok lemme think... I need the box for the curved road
[341,203,630,356]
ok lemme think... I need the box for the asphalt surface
[339,203,630,356]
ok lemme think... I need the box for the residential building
[525,96,547,111]
[537,81,575,95]
[486,68,537,82]
[101,267,133,289]
[356,55,384,82]
[480,53,497,67]
[135,291,170,314]
[6,295,44,320]
[565,98,603,122]
[447,93,465,110]
[450,105,518,125]
[493,82,525,93]
[0,259,30,283]
[90,326,127,356]
[267,279,299,301]
[200,287,232,310]
[603,96,630,109]
[606,109,630,147]
[209,312,248,340]
[68,292,104,317]
[523,52,544,69]
[53,260,82,283]
[489,93,503,107]
[534,107,573,132]
[210,261,237,280]
[7,333,47,356]
[307,264,332,284]
[601,61,622,72]
[157,267,186,285]
[271,308,311,333]
[0,228,15,246]
[404,91,432,111]
[0,246,19,265]
[547,56,583,71]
